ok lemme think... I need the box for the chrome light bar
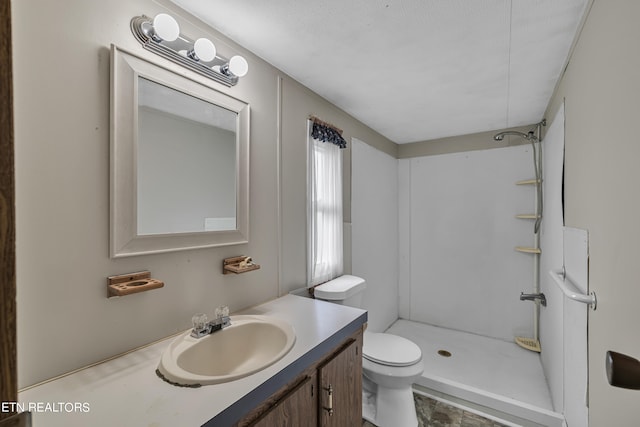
[130,14,248,87]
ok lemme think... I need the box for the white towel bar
[549,269,597,310]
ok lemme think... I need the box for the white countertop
[18,294,367,427]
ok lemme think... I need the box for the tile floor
[362,393,507,427]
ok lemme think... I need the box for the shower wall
[351,139,399,333]
[538,105,566,412]
[398,145,535,341]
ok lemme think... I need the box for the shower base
[386,319,565,427]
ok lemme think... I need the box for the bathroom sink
[157,315,296,386]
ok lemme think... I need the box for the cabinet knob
[606,351,640,389]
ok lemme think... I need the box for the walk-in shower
[351,125,566,426]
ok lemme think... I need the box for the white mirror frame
[110,45,250,258]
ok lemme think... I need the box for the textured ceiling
[170,0,588,143]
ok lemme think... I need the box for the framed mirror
[110,45,249,257]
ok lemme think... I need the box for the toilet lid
[363,332,422,367]
[314,275,366,301]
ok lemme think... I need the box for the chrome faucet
[190,306,231,338]
[520,292,547,307]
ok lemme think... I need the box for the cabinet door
[252,375,317,427]
[318,337,362,427]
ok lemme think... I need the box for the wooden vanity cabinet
[238,327,363,427]
[251,375,317,427]
[318,336,362,426]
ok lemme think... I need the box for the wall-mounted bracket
[107,270,164,297]
[223,256,260,274]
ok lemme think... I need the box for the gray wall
[545,0,640,424]
[12,0,393,387]
[278,77,396,294]
[397,125,534,158]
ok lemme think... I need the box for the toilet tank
[314,275,366,308]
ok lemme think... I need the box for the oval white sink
[157,315,296,386]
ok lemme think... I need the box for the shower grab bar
[515,179,542,185]
[549,269,597,310]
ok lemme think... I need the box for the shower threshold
[386,319,565,427]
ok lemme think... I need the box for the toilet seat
[363,331,422,367]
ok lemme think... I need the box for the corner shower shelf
[515,214,540,219]
[515,179,542,185]
[515,246,541,254]
[515,336,541,353]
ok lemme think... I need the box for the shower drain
[437,349,452,357]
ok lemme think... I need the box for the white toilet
[314,275,424,427]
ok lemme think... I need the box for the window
[307,120,345,286]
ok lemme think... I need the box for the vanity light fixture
[131,14,249,87]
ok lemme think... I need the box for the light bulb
[153,13,180,42]
[228,55,249,77]
[192,38,216,62]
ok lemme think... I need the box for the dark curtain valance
[310,117,347,149]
